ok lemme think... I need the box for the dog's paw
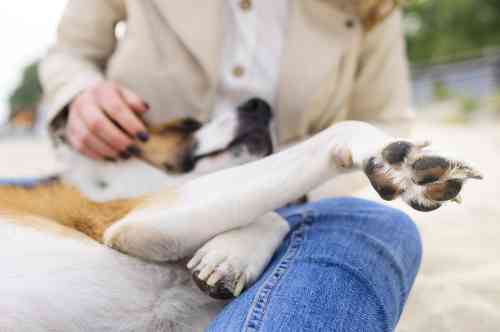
[190,251,248,300]
[363,140,483,212]
[187,213,289,299]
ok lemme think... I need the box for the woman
[40,1,420,331]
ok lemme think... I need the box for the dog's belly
[0,216,220,332]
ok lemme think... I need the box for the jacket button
[95,179,108,189]
[240,0,252,11]
[345,19,355,28]
[232,65,245,78]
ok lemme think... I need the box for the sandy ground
[0,119,498,331]
[388,121,500,332]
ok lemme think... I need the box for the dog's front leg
[187,211,290,299]
[104,121,481,262]
[103,122,354,261]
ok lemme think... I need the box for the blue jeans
[207,198,422,332]
[0,177,59,188]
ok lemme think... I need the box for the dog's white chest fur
[58,148,183,201]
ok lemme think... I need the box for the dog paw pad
[381,141,414,165]
[364,140,482,212]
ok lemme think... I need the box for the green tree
[8,61,42,120]
[404,0,500,64]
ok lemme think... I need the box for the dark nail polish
[120,151,132,160]
[144,102,150,110]
[136,131,150,142]
[127,145,142,156]
[104,157,117,162]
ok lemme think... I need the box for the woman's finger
[95,83,147,139]
[119,85,149,114]
[66,119,104,160]
[78,103,135,154]
[68,113,119,160]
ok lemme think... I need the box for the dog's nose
[237,98,273,126]
[181,155,196,173]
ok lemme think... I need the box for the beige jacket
[40,0,414,145]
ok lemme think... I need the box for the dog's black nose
[237,98,273,125]
[181,155,196,173]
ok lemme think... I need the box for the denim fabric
[0,176,59,188]
[207,198,422,332]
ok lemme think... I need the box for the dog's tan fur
[332,0,403,31]
[0,183,142,242]
[136,118,200,173]
[0,118,201,242]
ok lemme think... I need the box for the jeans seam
[242,211,313,332]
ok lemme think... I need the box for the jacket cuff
[44,72,104,138]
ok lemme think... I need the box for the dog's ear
[176,118,202,133]
[149,117,202,135]
[138,117,201,173]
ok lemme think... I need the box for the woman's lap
[207,197,422,332]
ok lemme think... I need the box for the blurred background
[0,1,65,131]
[0,1,498,331]
[2,0,500,134]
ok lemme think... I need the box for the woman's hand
[66,81,150,161]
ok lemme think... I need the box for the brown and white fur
[0,99,481,331]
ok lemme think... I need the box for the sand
[0,119,498,332]
[385,122,500,332]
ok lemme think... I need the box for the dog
[0,98,482,331]
[54,98,275,202]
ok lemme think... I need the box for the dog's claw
[189,252,248,300]
[233,275,246,297]
[198,265,215,281]
[207,271,223,287]
[187,252,203,270]
[415,140,432,149]
[468,171,484,180]
[452,195,463,204]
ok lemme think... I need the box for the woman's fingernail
[127,145,142,156]
[120,151,132,160]
[136,131,150,142]
[144,102,150,110]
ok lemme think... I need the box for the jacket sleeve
[347,9,415,138]
[39,0,126,133]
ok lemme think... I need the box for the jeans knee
[384,206,422,277]
[309,197,422,282]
